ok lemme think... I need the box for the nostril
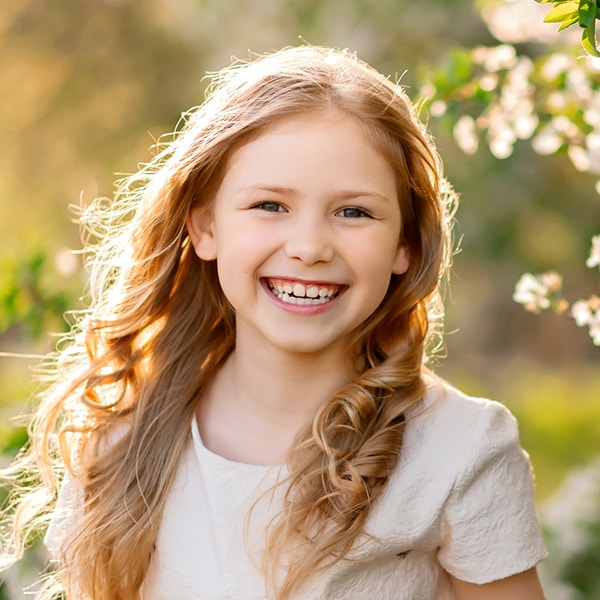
[283,235,334,264]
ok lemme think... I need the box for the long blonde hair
[1,45,456,599]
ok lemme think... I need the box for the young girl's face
[188,110,410,358]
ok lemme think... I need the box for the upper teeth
[268,280,339,304]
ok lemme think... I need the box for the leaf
[558,13,581,29]
[578,0,597,28]
[543,1,580,23]
[582,22,600,56]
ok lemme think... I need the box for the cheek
[217,216,275,251]
[355,235,400,278]
[213,226,271,289]
[351,242,400,312]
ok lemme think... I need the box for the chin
[267,334,348,357]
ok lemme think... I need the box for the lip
[260,277,347,313]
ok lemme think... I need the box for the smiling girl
[1,46,546,599]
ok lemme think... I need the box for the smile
[265,278,343,306]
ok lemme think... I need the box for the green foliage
[448,367,600,500]
[0,426,28,460]
[0,249,83,340]
[419,41,600,164]
[509,374,600,498]
[536,0,600,55]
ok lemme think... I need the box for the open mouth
[265,278,344,306]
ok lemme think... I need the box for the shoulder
[394,377,547,583]
[404,376,522,462]
[394,375,538,527]
[417,375,516,425]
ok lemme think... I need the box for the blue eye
[336,207,371,218]
[253,202,285,212]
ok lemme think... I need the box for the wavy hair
[0,46,456,599]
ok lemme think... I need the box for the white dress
[47,381,547,599]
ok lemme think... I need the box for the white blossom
[540,456,600,599]
[586,235,600,268]
[548,91,568,110]
[584,133,600,173]
[453,115,479,155]
[485,44,517,71]
[568,145,591,172]
[479,73,499,92]
[554,116,579,137]
[584,105,600,128]
[429,100,447,117]
[571,296,600,345]
[543,457,600,555]
[481,1,561,44]
[472,44,517,71]
[487,106,517,158]
[587,54,600,71]
[420,83,436,99]
[533,125,563,155]
[541,53,572,80]
[566,67,593,101]
[513,272,563,313]
[514,113,539,139]
[489,136,513,159]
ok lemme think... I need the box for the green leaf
[558,13,581,29]
[578,0,597,28]
[582,22,600,56]
[544,1,580,23]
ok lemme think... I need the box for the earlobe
[392,245,410,275]
[187,206,217,260]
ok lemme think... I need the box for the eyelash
[336,206,373,219]
[252,202,285,212]
[250,202,373,218]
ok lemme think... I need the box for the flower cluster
[420,2,600,192]
[419,0,600,348]
[513,271,567,314]
[586,234,600,268]
[514,236,600,345]
[572,295,600,345]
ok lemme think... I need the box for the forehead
[219,111,397,196]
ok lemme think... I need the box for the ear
[187,205,217,260]
[392,245,410,275]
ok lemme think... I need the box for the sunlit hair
[0,45,456,599]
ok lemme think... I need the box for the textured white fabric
[47,381,547,599]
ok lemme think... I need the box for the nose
[283,215,334,265]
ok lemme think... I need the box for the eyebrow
[239,184,295,195]
[238,184,391,202]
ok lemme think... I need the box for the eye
[252,201,286,213]
[335,206,373,218]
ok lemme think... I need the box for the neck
[196,333,358,465]
[226,340,357,429]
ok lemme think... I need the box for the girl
[2,46,546,599]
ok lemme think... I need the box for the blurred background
[1,0,598,598]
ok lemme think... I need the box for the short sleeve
[437,401,547,583]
